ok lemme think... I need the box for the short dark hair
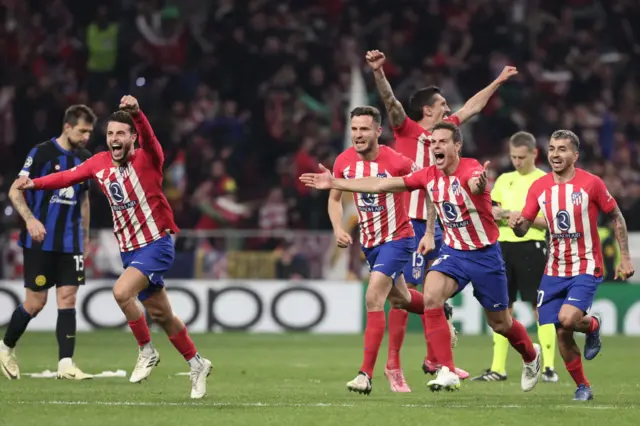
[432,121,462,143]
[509,131,537,151]
[350,106,382,125]
[550,129,580,151]
[63,104,97,127]
[409,86,442,119]
[107,111,137,133]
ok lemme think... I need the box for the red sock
[565,356,590,387]
[421,314,438,364]
[423,307,454,371]
[360,311,385,377]
[386,308,408,370]
[588,317,599,333]
[168,326,197,361]
[504,319,537,363]
[128,315,151,346]
[406,289,424,314]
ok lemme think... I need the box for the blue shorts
[403,219,443,285]
[537,274,603,326]
[120,235,175,302]
[429,243,508,311]
[362,237,415,283]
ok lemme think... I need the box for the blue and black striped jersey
[18,138,92,253]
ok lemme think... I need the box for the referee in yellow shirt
[472,131,558,383]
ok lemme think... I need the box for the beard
[68,137,85,149]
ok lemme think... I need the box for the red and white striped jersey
[333,145,415,248]
[521,168,617,278]
[32,110,179,252]
[403,158,498,250]
[393,115,461,220]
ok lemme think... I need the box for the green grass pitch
[1,331,639,426]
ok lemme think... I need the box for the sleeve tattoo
[373,71,406,128]
[607,206,630,258]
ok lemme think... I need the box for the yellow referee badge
[35,275,47,287]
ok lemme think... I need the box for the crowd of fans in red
[1,0,639,241]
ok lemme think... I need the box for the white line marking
[9,401,632,410]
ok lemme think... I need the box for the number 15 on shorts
[73,254,84,272]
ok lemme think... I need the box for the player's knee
[113,286,135,306]
[422,290,445,309]
[365,293,386,311]
[387,294,409,309]
[23,299,46,316]
[148,309,173,326]
[57,292,77,309]
[489,319,511,335]
[557,314,577,330]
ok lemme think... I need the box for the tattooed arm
[366,50,407,128]
[606,206,635,280]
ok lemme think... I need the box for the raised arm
[27,160,94,191]
[366,50,407,128]
[119,95,164,165]
[454,66,518,124]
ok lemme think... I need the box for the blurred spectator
[0,0,639,233]
[275,240,310,280]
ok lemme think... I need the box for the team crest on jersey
[451,179,461,196]
[571,191,582,206]
[412,267,421,280]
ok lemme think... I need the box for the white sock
[0,340,10,352]
[141,342,154,354]
[58,357,73,370]
[187,353,203,369]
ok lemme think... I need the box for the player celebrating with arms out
[366,49,517,378]
[14,96,212,399]
[509,130,634,401]
[302,122,542,393]
[321,106,433,395]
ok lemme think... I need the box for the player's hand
[475,161,490,190]
[508,212,524,229]
[614,258,635,281]
[299,164,334,190]
[26,217,46,242]
[418,232,435,255]
[496,66,518,84]
[334,228,353,248]
[491,206,505,221]
[119,95,140,114]
[14,175,34,190]
[365,50,386,71]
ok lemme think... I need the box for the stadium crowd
[1,0,639,236]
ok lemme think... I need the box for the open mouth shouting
[111,143,125,160]
[434,151,446,167]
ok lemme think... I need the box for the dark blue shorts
[362,237,415,283]
[537,274,603,326]
[120,235,175,302]
[428,243,508,311]
[403,219,444,285]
